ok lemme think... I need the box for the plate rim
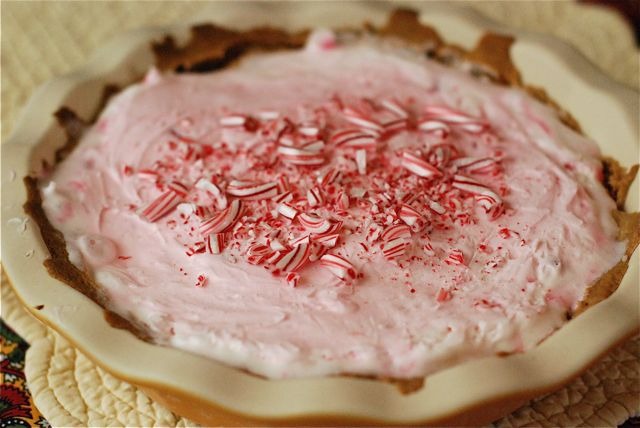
[2,2,638,424]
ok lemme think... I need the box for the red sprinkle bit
[195,274,207,287]
[436,288,452,302]
[286,272,300,287]
[444,249,465,266]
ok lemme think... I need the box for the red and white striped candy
[427,200,447,215]
[401,152,442,179]
[307,186,324,207]
[314,233,339,247]
[336,190,350,210]
[452,175,503,214]
[418,119,450,138]
[141,181,188,222]
[273,191,293,204]
[382,237,410,260]
[186,242,206,256]
[291,234,311,247]
[137,169,159,181]
[299,140,325,151]
[453,157,500,175]
[195,178,222,197]
[220,115,248,127]
[298,123,320,137]
[277,202,298,220]
[445,249,465,265]
[380,224,412,242]
[205,233,225,254]
[298,213,332,234]
[195,205,215,219]
[278,145,325,166]
[309,243,330,261]
[382,118,409,133]
[320,254,357,281]
[247,243,270,256]
[330,129,378,149]
[286,272,300,287]
[269,239,287,252]
[342,107,383,131]
[275,243,311,272]
[200,199,243,236]
[319,168,342,186]
[423,106,488,133]
[475,193,504,219]
[380,99,409,118]
[427,143,459,168]
[246,243,271,265]
[276,176,289,193]
[423,241,435,256]
[355,149,367,175]
[398,204,425,227]
[226,181,278,200]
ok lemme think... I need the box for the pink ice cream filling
[40,33,625,379]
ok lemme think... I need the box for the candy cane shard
[401,152,442,178]
[277,202,298,220]
[246,243,272,265]
[398,204,424,227]
[452,174,503,216]
[330,129,378,149]
[423,105,489,133]
[445,249,465,265]
[298,213,332,234]
[226,181,278,200]
[342,107,384,131]
[380,99,409,118]
[307,186,324,207]
[298,123,320,137]
[275,243,311,272]
[277,145,325,166]
[220,115,248,127]
[427,200,447,215]
[313,233,339,247]
[336,190,350,210]
[453,157,500,175]
[320,254,357,281]
[355,149,367,175]
[382,237,410,260]
[380,224,412,242]
[205,233,225,254]
[427,143,459,167]
[141,181,188,222]
[319,167,342,186]
[418,119,450,137]
[286,272,300,287]
[200,199,243,236]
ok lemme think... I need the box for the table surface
[1,1,638,427]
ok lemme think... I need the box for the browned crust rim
[23,8,640,394]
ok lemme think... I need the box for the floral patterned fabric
[0,320,49,428]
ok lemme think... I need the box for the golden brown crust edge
[23,8,639,393]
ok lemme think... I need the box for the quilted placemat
[2,1,638,426]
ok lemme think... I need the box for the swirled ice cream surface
[40,32,625,379]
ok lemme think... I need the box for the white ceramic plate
[2,2,638,425]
